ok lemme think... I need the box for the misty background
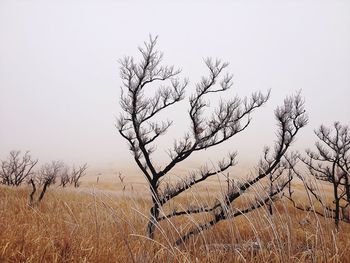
[0,0,349,175]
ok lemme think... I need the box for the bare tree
[30,161,63,203]
[59,165,70,187]
[0,150,38,186]
[71,163,87,188]
[117,36,306,243]
[294,122,350,229]
[118,172,127,192]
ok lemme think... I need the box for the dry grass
[0,184,350,263]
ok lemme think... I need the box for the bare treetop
[303,122,350,183]
[118,36,270,182]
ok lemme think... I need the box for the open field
[1,180,349,263]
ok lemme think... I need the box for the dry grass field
[1,177,350,263]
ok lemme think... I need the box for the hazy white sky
[0,0,349,172]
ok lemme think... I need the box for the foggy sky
[0,0,349,172]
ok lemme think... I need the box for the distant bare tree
[291,122,350,228]
[59,165,70,187]
[118,172,126,192]
[71,163,87,188]
[0,150,38,186]
[30,161,63,204]
[117,36,307,243]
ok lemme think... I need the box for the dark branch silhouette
[0,150,38,186]
[289,122,350,228]
[71,163,88,188]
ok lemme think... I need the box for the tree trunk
[268,202,273,216]
[29,179,36,206]
[269,174,273,216]
[147,200,159,239]
[39,181,49,202]
[146,181,161,239]
[344,175,350,202]
[333,184,340,230]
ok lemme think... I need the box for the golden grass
[0,185,349,263]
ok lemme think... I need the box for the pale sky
[0,0,349,174]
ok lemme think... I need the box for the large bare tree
[117,36,307,243]
[0,150,38,186]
